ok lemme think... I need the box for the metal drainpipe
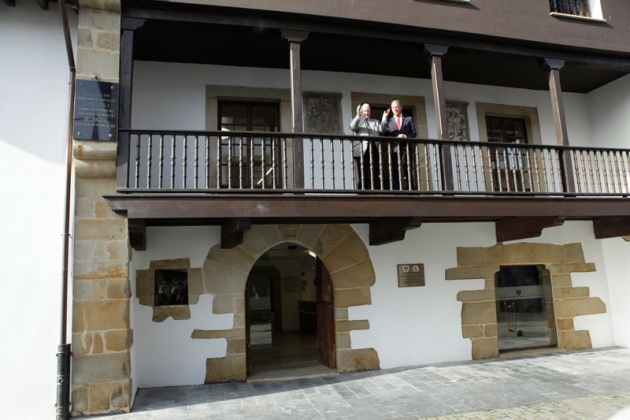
[56,0,75,419]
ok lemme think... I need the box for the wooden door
[245,278,251,375]
[316,258,336,368]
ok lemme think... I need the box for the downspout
[56,0,75,419]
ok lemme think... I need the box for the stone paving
[95,347,630,419]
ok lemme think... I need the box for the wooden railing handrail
[116,129,630,197]
[118,128,630,154]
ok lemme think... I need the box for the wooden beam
[221,218,252,248]
[496,217,564,242]
[128,219,147,251]
[369,217,422,246]
[106,195,630,222]
[593,217,630,239]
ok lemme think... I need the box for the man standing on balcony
[382,99,417,190]
[350,103,384,189]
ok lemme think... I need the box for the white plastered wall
[588,73,630,346]
[132,61,594,148]
[129,221,615,382]
[128,61,624,384]
[0,3,77,419]
[131,227,233,388]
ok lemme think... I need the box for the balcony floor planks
[105,194,630,224]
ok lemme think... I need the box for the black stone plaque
[74,79,119,141]
[397,263,425,287]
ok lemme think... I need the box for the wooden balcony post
[118,18,145,189]
[424,44,454,191]
[542,58,575,193]
[282,30,309,189]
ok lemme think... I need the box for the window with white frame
[549,0,604,20]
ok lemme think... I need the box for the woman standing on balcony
[350,103,384,189]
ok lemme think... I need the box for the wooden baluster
[621,151,630,195]
[134,134,141,189]
[170,135,176,189]
[454,144,462,191]
[320,138,325,190]
[282,136,288,189]
[594,150,603,193]
[183,135,188,189]
[330,137,337,190]
[193,135,199,189]
[523,148,533,193]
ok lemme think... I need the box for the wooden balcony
[105,129,630,249]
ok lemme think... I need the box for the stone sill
[550,12,606,23]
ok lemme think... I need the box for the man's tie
[396,116,402,130]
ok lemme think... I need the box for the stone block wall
[71,2,131,416]
[446,242,605,360]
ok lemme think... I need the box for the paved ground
[97,347,630,419]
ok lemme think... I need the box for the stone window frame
[205,85,293,187]
[135,258,204,322]
[475,102,541,146]
[475,102,546,192]
[446,242,606,360]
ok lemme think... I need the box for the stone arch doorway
[245,243,337,380]
[199,224,380,383]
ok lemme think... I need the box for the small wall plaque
[397,263,425,287]
[74,79,119,141]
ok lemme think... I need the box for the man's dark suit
[382,115,417,190]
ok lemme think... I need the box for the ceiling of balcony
[129,9,630,94]
[12,0,627,93]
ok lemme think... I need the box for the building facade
[3,0,630,418]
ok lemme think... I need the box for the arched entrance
[245,243,336,381]
[200,224,380,384]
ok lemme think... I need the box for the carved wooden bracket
[221,218,252,249]
[128,219,147,251]
[369,217,422,246]
[593,217,630,239]
[495,217,564,242]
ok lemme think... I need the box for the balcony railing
[117,129,630,197]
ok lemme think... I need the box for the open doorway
[495,265,557,352]
[246,243,337,381]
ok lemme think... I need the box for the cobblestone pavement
[96,347,630,419]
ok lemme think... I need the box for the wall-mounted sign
[73,79,118,141]
[397,263,425,287]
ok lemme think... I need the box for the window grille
[155,269,188,306]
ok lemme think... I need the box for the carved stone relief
[447,101,470,141]
[304,92,343,134]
